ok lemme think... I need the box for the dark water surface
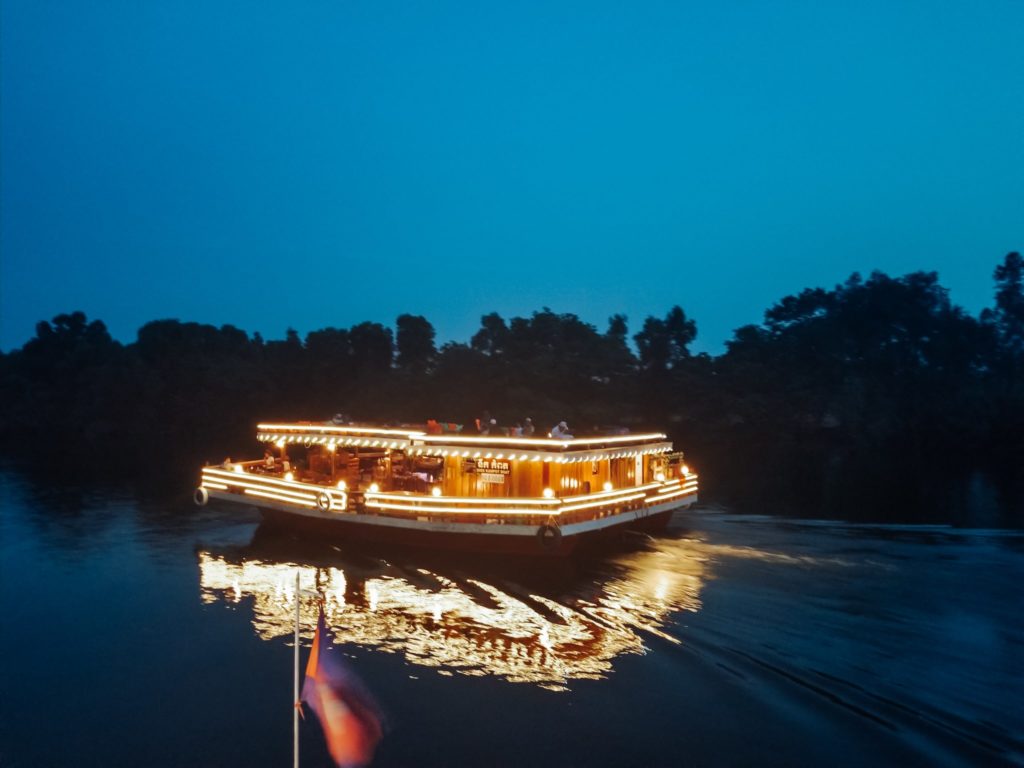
[1,470,1022,767]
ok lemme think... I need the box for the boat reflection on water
[198,525,709,691]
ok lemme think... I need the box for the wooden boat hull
[204,488,691,557]
[257,506,676,556]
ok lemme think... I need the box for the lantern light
[543,488,554,499]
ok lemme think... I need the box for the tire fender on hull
[536,524,562,551]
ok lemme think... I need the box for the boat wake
[196,510,1024,764]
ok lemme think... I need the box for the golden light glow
[203,467,331,495]
[258,422,422,438]
[243,485,318,504]
[567,481,662,502]
[656,477,698,495]
[416,432,668,448]
[366,500,561,516]
[203,473,348,514]
[559,492,647,513]
[646,487,697,503]
[196,535,706,690]
[366,492,558,507]
[204,444,696,522]
[244,488,318,507]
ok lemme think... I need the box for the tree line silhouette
[1,253,1021,525]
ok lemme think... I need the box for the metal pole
[294,569,300,768]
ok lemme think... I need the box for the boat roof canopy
[256,422,673,462]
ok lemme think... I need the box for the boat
[194,420,698,555]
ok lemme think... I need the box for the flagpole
[294,569,300,768]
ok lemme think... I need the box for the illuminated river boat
[194,421,698,555]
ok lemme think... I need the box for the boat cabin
[197,419,698,554]
[253,421,686,499]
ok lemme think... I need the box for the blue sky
[2,0,1021,353]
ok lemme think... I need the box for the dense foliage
[2,254,1021,525]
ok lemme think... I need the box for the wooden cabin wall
[511,462,543,497]
[610,457,637,487]
[549,463,562,495]
[441,457,504,498]
[441,457,545,497]
[442,458,477,496]
[552,461,604,496]
[433,452,658,497]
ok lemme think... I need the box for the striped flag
[301,606,382,767]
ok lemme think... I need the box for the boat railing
[200,465,350,512]
[201,463,698,524]
[362,479,697,525]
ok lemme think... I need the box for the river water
[1,469,1022,767]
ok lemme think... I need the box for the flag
[301,606,383,768]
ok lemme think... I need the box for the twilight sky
[2,1,1021,353]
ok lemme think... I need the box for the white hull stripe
[206,490,697,538]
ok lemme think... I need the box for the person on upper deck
[477,410,493,435]
[522,418,535,437]
[550,421,574,439]
[263,450,276,470]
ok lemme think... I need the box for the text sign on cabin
[476,457,511,485]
